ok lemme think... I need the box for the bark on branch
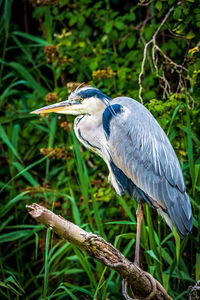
[26,203,172,300]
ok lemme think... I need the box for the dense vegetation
[0,0,200,299]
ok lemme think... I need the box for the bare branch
[138,7,174,102]
[137,1,152,7]
[155,45,188,72]
[26,203,172,300]
[153,8,174,41]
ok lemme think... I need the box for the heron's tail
[167,191,193,239]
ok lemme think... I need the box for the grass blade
[173,227,180,266]
[117,196,136,223]
[13,31,49,45]
[72,245,97,289]
[93,267,107,299]
[8,62,47,97]
[195,253,200,282]
[43,228,51,298]
[0,191,29,218]
[167,103,182,137]
[45,115,57,181]
[12,161,38,186]
[0,154,50,193]
[0,124,21,162]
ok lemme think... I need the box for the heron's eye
[79,97,84,102]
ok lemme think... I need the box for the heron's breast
[74,115,104,156]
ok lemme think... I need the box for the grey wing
[103,97,192,238]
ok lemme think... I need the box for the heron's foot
[122,272,157,300]
[122,279,138,300]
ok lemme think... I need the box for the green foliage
[0,0,199,299]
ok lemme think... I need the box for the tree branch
[26,203,172,300]
[138,7,174,102]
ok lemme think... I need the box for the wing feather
[103,97,192,238]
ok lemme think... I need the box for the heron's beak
[31,99,84,115]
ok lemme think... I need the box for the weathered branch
[26,203,172,300]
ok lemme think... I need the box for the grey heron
[31,85,192,268]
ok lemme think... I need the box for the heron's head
[31,86,111,116]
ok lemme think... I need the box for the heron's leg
[122,204,156,300]
[134,202,143,267]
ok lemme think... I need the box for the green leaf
[161,248,173,265]
[115,21,124,30]
[155,1,162,11]
[127,36,136,49]
[69,15,77,26]
[129,13,136,21]
[186,31,195,39]
[162,273,170,292]
[104,21,113,34]
[196,21,200,28]
[89,60,98,71]
[146,250,161,263]
[173,7,181,19]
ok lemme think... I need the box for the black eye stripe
[77,88,111,101]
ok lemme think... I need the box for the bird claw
[122,279,138,300]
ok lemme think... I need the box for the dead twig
[138,7,174,102]
[188,280,200,300]
[137,1,152,7]
[155,45,188,73]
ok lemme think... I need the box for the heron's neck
[74,112,106,156]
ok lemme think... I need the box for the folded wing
[103,97,192,238]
